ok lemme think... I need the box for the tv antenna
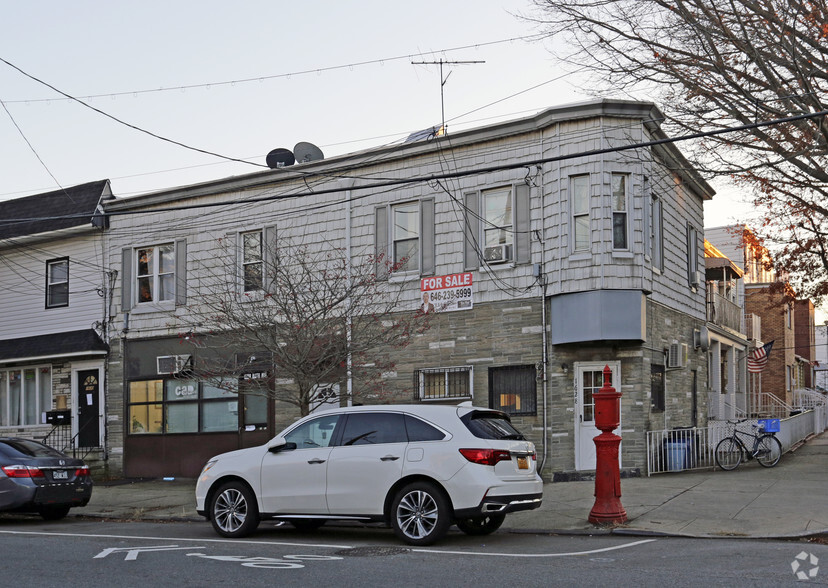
[410,58,484,135]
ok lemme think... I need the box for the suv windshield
[461,411,525,440]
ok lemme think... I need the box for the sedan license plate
[516,457,529,470]
[52,470,68,480]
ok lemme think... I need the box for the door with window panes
[574,362,621,471]
[238,372,272,448]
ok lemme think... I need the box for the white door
[574,361,621,471]
[260,413,340,514]
[326,412,406,515]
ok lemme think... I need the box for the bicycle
[714,419,782,471]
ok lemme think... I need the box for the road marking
[0,529,655,559]
[0,530,351,550]
[411,539,657,557]
[94,545,205,561]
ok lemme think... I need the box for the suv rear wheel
[391,481,450,546]
[456,513,505,535]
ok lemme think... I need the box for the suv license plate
[516,457,528,470]
[53,470,68,480]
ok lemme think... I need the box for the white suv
[195,403,542,545]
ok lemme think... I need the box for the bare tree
[172,235,432,417]
[526,0,828,302]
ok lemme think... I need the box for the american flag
[747,340,774,373]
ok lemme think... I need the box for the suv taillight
[1,465,45,478]
[459,448,512,466]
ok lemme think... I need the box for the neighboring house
[707,224,817,414]
[101,99,713,479]
[702,239,748,420]
[794,299,816,389]
[0,180,112,471]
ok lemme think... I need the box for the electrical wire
[2,34,548,104]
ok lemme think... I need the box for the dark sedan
[0,437,93,520]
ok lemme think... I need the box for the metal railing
[707,291,742,332]
[41,420,98,460]
[646,408,828,475]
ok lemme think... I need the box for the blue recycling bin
[666,442,687,471]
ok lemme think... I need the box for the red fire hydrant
[588,365,627,525]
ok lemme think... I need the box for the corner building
[103,99,713,479]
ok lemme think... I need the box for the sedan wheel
[391,482,450,546]
[456,513,505,536]
[210,481,260,538]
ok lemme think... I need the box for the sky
[0,1,759,227]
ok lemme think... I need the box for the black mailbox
[45,410,71,425]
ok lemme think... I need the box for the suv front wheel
[391,481,450,546]
[211,481,260,538]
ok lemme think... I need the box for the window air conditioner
[667,341,686,369]
[157,354,192,375]
[483,243,513,263]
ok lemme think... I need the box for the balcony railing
[707,291,742,332]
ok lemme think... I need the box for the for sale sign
[419,272,473,313]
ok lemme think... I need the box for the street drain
[335,546,410,557]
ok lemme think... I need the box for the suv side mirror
[267,436,297,453]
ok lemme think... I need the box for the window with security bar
[415,367,472,401]
[488,365,537,416]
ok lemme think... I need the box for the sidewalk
[78,432,828,539]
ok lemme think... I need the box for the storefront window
[128,378,240,434]
[129,380,163,433]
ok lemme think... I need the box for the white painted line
[412,539,658,557]
[0,530,352,550]
[0,529,656,559]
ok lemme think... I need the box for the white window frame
[0,365,52,427]
[611,173,629,250]
[571,175,590,252]
[135,243,175,305]
[392,202,420,273]
[46,258,69,308]
[417,366,473,401]
[241,230,264,292]
[687,224,699,287]
[481,187,514,264]
[651,195,663,271]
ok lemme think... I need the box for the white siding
[0,231,106,339]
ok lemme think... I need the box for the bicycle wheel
[755,435,782,468]
[715,437,743,471]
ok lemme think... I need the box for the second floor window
[392,202,420,273]
[46,258,69,308]
[137,244,175,303]
[572,175,590,251]
[612,174,628,249]
[651,195,663,271]
[687,224,699,287]
[483,188,513,263]
[242,231,263,292]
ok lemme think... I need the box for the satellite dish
[405,125,444,143]
[293,142,324,163]
[266,148,295,169]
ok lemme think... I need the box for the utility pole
[410,58,484,134]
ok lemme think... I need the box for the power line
[0,98,74,203]
[0,56,269,170]
[1,108,825,227]
[2,35,546,104]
